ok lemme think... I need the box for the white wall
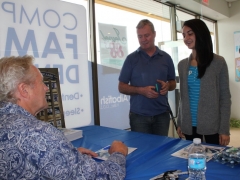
[218,0,240,119]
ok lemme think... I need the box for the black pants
[184,127,219,145]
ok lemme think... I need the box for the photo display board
[37,68,65,128]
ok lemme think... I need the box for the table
[71,125,240,180]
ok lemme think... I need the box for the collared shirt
[119,46,176,116]
[0,101,126,180]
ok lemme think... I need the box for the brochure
[171,143,225,162]
[95,145,137,161]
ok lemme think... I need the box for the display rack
[37,68,65,128]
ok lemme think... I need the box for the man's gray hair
[136,19,155,32]
[0,55,35,103]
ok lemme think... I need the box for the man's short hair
[136,19,155,32]
[0,55,35,103]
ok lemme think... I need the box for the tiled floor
[229,128,240,147]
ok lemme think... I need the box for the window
[95,0,172,129]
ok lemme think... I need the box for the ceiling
[156,0,240,20]
[100,0,239,21]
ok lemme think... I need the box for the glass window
[176,10,195,39]
[95,0,171,129]
[202,19,215,34]
[176,10,195,21]
[95,2,171,65]
[158,10,194,77]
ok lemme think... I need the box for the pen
[103,145,111,150]
[102,141,125,150]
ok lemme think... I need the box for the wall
[196,0,230,19]
[218,0,240,119]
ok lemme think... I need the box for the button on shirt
[0,101,126,180]
[119,46,176,116]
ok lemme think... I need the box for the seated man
[0,55,128,180]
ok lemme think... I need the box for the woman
[177,19,231,146]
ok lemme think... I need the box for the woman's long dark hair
[183,19,213,78]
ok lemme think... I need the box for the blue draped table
[71,125,240,180]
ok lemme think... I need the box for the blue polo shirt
[119,46,175,116]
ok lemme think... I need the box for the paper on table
[94,145,137,161]
[171,143,225,162]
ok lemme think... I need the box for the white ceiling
[160,0,229,20]
[158,0,239,20]
[103,0,238,21]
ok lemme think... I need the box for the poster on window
[0,0,92,128]
[234,31,240,82]
[98,23,128,69]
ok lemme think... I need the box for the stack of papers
[58,128,83,141]
[95,145,137,161]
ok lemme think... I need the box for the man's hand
[157,79,176,95]
[139,86,159,98]
[118,82,158,98]
[78,147,98,157]
[157,80,169,95]
[108,141,128,156]
[219,134,230,146]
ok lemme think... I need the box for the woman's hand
[177,127,185,138]
[219,134,230,146]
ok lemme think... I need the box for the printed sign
[98,23,128,69]
[0,0,91,128]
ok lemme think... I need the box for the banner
[98,23,128,69]
[234,31,240,82]
[0,0,92,128]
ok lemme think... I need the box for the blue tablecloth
[71,125,240,180]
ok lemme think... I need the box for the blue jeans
[129,112,170,136]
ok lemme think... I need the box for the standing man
[118,19,176,136]
[0,55,128,179]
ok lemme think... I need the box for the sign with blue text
[234,31,240,82]
[0,0,91,128]
[98,23,128,69]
